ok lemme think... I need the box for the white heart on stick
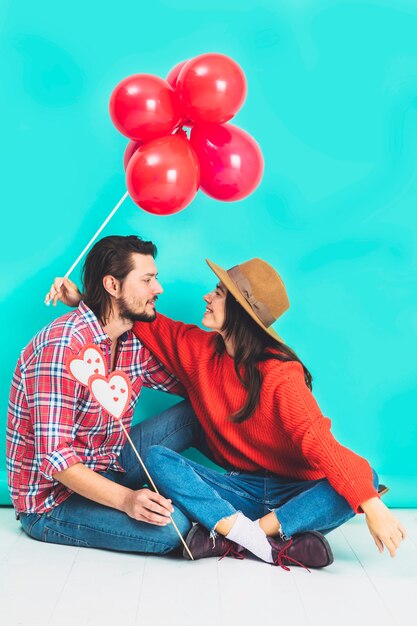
[66,344,106,387]
[89,372,132,420]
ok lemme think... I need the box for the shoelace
[219,542,246,561]
[274,538,311,573]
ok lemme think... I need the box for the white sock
[225,513,273,563]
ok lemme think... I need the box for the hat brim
[206,258,284,343]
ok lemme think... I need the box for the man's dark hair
[81,235,157,324]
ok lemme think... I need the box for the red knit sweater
[133,315,379,513]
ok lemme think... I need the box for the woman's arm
[45,277,82,307]
[45,276,212,385]
[133,315,213,381]
[45,277,212,380]
[276,361,378,510]
[275,361,406,555]
[360,496,406,557]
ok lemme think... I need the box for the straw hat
[206,258,289,342]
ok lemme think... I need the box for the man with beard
[7,235,205,553]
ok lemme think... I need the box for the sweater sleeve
[133,314,213,381]
[275,361,379,513]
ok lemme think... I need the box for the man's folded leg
[20,491,192,554]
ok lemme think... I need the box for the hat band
[227,266,275,327]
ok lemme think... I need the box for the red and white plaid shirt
[7,302,184,516]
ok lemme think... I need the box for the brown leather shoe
[183,524,246,561]
[269,531,334,571]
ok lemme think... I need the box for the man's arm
[54,463,174,525]
[27,342,173,525]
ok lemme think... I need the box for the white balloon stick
[45,191,129,305]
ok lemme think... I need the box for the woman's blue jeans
[145,445,379,539]
[20,401,208,554]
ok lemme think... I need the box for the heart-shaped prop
[89,371,132,420]
[66,344,106,387]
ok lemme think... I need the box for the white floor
[0,508,416,626]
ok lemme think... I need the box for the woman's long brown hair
[215,291,313,423]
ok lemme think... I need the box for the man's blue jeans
[145,446,379,539]
[20,401,207,554]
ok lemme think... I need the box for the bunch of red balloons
[109,53,264,216]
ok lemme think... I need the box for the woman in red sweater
[135,257,406,568]
[50,256,406,569]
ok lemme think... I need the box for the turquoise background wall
[1,0,416,506]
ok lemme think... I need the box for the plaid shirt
[7,302,184,516]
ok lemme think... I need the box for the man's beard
[118,295,157,323]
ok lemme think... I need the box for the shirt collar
[77,301,111,345]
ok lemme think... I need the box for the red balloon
[177,53,246,125]
[109,74,183,142]
[166,60,188,88]
[126,134,200,215]
[166,60,194,127]
[123,140,142,170]
[189,123,263,201]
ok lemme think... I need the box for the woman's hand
[44,276,82,307]
[361,497,406,557]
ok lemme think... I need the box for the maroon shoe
[268,531,334,571]
[183,524,246,561]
